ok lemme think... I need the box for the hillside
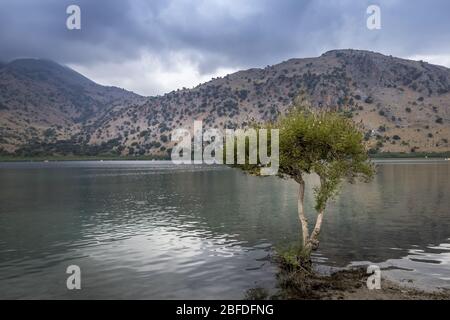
[0,59,146,155]
[0,50,449,157]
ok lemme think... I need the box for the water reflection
[0,160,449,298]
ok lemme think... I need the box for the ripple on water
[0,161,449,298]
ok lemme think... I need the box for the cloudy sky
[1,0,449,96]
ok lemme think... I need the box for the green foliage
[230,104,375,213]
[274,242,313,268]
[365,96,374,104]
[276,245,303,269]
[14,138,123,157]
[160,134,168,143]
[43,128,56,138]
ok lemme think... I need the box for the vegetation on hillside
[1,50,450,157]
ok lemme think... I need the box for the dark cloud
[1,0,449,94]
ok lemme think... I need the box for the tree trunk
[296,178,309,249]
[308,176,326,250]
[309,209,324,250]
[295,176,326,257]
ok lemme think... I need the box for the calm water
[0,160,449,299]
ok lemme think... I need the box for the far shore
[0,155,170,162]
[0,151,449,163]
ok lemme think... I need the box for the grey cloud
[1,0,449,94]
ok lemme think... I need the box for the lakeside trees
[231,103,375,261]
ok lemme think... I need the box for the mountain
[1,50,449,157]
[0,58,146,155]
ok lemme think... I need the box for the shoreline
[248,266,450,300]
[318,268,450,300]
[0,155,171,162]
[0,153,449,163]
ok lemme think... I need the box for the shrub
[365,96,374,104]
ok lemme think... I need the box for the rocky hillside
[0,59,146,155]
[1,50,449,157]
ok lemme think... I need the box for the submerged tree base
[246,253,450,300]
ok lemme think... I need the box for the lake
[0,160,449,299]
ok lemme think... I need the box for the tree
[230,104,375,261]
